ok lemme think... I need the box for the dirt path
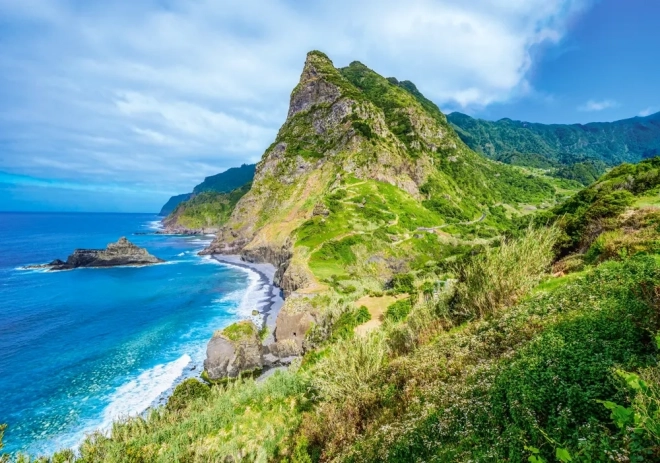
[354,294,408,336]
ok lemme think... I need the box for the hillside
[158,164,256,216]
[203,51,564,295]
[158,193,192,216]
[12,52,660,463]
[192,164,256,194]
[448,111,660,167]
[161,184,251,233]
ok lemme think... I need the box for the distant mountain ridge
[158,164,256,216]
[448,111,660,166]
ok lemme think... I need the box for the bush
[452,225,558,320]
[390,273,415,294]
[331,306,372,340]
[166,378,211,412]
[312,331,388,402]
[385,298,412,322]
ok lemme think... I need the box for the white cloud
[639,107,656,117]
[578,99,619,112]
[0,0,594,202]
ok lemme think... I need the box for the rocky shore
[200,255,304,383]
[24,237,164,271]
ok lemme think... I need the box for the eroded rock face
[27,237,164,271]
[203,321,264,381]
[273,297,319,351]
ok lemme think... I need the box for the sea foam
[102,354,192,425]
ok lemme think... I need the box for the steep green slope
[205,51,562,292]
[158,193,191,216]
[158,164,256,216]
[192,164,256,194]
[162,184,251,232]
[448,111,660,167]
[542,156,660,260]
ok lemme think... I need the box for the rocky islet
[25,237,164,271]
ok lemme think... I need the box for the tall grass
[452,225,558,320]
[7,369,309,463]
[311,331,388,402]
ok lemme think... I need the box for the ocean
[0,212,259,456]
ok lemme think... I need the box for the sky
[0,0,658,212]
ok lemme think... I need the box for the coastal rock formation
[203,321,264,381]
[272,296,320,352]
[27,237,164,270]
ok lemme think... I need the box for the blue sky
[0,0,657,212]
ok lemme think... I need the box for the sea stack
[28,237,164,270]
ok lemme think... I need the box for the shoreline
[148,254,284,411]
[209,255,284,342]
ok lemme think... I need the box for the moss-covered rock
[202,321,264,382]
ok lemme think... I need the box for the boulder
[273,296,319,351]
[203,321,264,382]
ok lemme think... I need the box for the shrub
[390,273,415,294]
[356,306,371,324]
[166,378,211,412]
[331,306,372,340]
[312,331,388,402]
[385,298,412,322]
[452,225,558,320]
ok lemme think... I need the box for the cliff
[158,164,256,217]
[202,51,558,295]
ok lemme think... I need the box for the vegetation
[6,48,660,463]
[448,111,660,166]
[192,164,256,195]
[164,183,250,230]
[159,164,255,216]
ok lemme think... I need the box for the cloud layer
[0,0,591,206]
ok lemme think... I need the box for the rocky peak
[287,51,348,119]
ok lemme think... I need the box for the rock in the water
[35,237,164,270]
[203,321,264,382]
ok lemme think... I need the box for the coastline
[148,254,284,411]
[209,254,284,343]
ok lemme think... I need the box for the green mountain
[162,184,251,233]
[204,51,563,293]
[158,193,192,216]
[158,164,256,216]
[16,52,660,463]
[192,164,256,194]
[448,111,660,167]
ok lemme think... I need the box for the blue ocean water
[0,212,256,456]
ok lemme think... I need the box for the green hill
[448,111,660,168]
[162,184,251,232]
[158,193,191,216]
[158,164,256,216]
[192,164,256,194]
[204,51,564,290]
[11,52,660,463]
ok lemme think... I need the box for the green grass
[221,320,257,342]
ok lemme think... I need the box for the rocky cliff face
[201,50,558,358]
[203,321,264,381]
[203,52,445,265]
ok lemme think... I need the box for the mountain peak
[288,51,349,118]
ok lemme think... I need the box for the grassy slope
[164,184,251,230]
[282,59,569,286]
[192,164,256,195]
